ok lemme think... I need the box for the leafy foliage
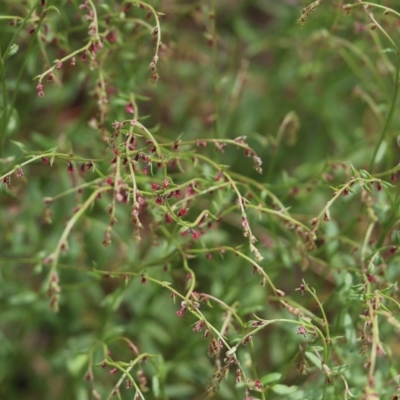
[1,1,400,399]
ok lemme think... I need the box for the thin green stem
[369,57,400,170]
[210,0,220,138]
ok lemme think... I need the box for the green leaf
[375,140,387,164]
[152,375,160,397]
[99,4,111,12]
[331,364,349,373]
[359,169,372,179]
[10,140,26,152]
[305,352,322,369]
[381,181,394,189]
[392,230,400,246]
[8,291,37,305]
[379,284,397,295]
[380,48,396,53]
[33,262,43,274]
[46,6,61,15]
[350,284,365,292]
[66,354,88,377]
[309,346,324,352]
[271,384,298,395]
[261,372,282,385]
[5,107,19,135]
[343,313,356,345]
[4,44,19,61]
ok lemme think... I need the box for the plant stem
[369,56,400,170]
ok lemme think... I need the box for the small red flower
[140,153,149,162]
[254,379,262,390]
[155,195,164,205]
[178,208,187,217]
[125,102,135,114]
[215,171,223,181]
[106,30,117,43]
[37,82,44,97]
[191,229,200,239]
[2,176,11,187]
[187,184,196,196]
[67,160,74,174]
[192,320,205,332]
[389,246,397,255]
[176,301,186,317]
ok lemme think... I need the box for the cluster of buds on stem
[47,272,61,311]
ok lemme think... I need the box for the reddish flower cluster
[37,82,44,97]
[176,301,187,317]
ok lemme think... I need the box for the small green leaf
[152,375,160,397]
[10,140,26,152]
[46,5,61,15]
[380,48,396,54]
[331,364,350,373]
[375,140,387,164]
[99,4,111,12]
[343,313,356,345]
[309,346,324,352]
[66,354,88,377]
[350,284,365,292]
[359,169,372,179]
[379,284,397,295]
[392,230,400,246]
[261,372,282,385]
[9,291,37,305]
[370,253,383,268]
[381,181,394,189]
[4,44,19,61]
[271,384,298,395]
[305,352,322,369]
[33,262,43,274]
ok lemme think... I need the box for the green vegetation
[1,1,400,399]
